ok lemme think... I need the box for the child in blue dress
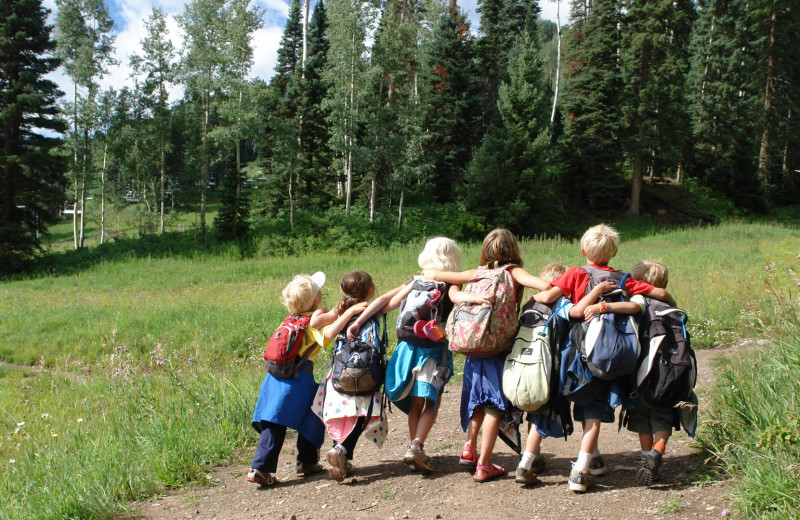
[347,237,485,472]
[248,272,364,486]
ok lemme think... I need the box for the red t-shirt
[552,265,655,304]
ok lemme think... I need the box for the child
[425,229,551,483]
[516,263,616,485]
[311,270,398,483]
[248,272,341,486]
[584,259,688,487]
[347,237,486,473]
[533,224,674,493]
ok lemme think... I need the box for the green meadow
[1,221,799,519]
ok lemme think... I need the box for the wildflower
[722,509,730,517]
[17,422,25,427]
[9,459,15,464]
[52,433,58,438]
[41,413,49,419]
[77,418,84,423]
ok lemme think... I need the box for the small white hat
[310,271,326,294]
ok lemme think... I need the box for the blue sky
[43,0,569,105]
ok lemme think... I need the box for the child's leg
[652,430,670,454]
[639,433,655,452]
[477,411,501,467]
[251,421,286,474]
[516,424,545,485]
[412,396,440,444]
[296,432,320,467]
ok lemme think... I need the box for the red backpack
[263,314,312,378]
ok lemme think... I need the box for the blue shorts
[573,402,615,423]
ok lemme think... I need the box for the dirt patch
[128,348,736,520]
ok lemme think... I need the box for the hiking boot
[296,461,324,477]
[247,468,277,486]
[568,466,590,493]
[515,466,541,486]
[326,446,348,482]
[403,441,433,473]
[531,453,546,474]
[637,450,663,487]
[589,455,607,476]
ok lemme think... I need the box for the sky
[42,0,569,105]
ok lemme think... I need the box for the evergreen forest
[2,0,799,273]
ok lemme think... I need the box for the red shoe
[459,442,477,467]
[473,463,505,483]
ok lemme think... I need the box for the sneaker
[247,468,277,486]
[296,461,324,477]
[637,450,663,487]
[326,446,348,482]
[403,442,433,473]
[515,466,541,485]
[568,466,590,493]
[531,453,546,474]
[589,455,607,476]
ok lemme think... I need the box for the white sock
[574,451,592,472]
[519,451,535,470]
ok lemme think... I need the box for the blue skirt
[385,340,454,414]
[251,363,324,447]
[460,353,510,431]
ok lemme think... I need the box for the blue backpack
[330,314,387,395]
[570,266,640,381]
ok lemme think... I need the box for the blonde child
[584,259,693,486]
[248,272,342,486]
[534,224,674,493]
[312,270,399,482]
[347,237,488,473]
[425,229,551,483]
[516,263,616,485]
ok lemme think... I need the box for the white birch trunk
[550,0,562,124]
[100,140,107,244]
[369,178,375,224]
[397,191,404,230]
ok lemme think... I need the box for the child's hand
[596,281,617,294]
[422,269,439,280]
[472,292,495,305]
[584,303,602,320]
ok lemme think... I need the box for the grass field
[1,221,799,519]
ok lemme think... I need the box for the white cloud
[251,25,284,82]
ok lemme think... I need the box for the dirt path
[129,348,734,520]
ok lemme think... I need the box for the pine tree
[0,0,67,272]
[560,0,625,212]
[422,2,481,203]
[686,0,762,210]
[620,0,695,215]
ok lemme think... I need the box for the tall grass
[1,221,799,519]
[698,286,800,518]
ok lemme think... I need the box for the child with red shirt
[534,224,674,493]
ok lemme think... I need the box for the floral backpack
[446,264,519,357]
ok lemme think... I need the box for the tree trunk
[397,190,404,230]
[550,0,562,124]
[302,0,310,72]
[160,133,165,235]
[369,178,375,225]
[72,82,78,250]
[757,11,776,183]
[100,140,107,244]
[200,91,208,244]
[629,37,651,217]
[79,127,88,248]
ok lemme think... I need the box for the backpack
[502,301,559,412]
[396,278,449,347]
[263,314,312,378]
[330,314,387,395]
[570,266,640,381]
[631,297,697,410]
[446,264,519,357]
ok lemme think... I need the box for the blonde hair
[479,229,523,268]
[281,275,318,314]
[539,262,567,283]
[418,237,462,272]
[333,270,375,315]
[631,259,669,289]
[580,224,619,264]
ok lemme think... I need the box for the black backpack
[395,278,450,347]
[630,297,696,410]
[330,314,387,395]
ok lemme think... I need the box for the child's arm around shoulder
[309,307,338,329]
[423,268,477,285]
[533,285,563,304]
[345,283,408,339]
[645,287,676,307]
[510,266,551,292]
[324,302,369,340]
[569,281,615,318]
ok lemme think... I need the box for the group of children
[247,224,692,493]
